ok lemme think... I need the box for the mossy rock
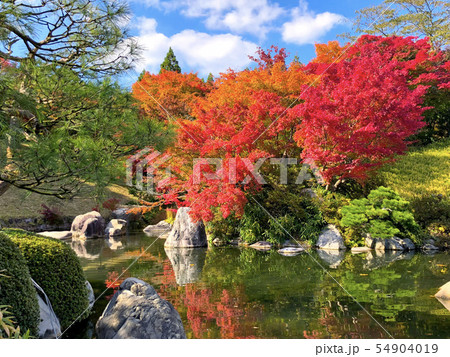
[2,229,89,330]
[0,232,40,336]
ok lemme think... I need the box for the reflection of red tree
[104,269,129,300]
[157,259,259,339]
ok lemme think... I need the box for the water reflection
[70,233,450,339]
[164,247,207,285]
[317,249,345,268]
[70,238,102,260]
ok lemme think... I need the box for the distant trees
[343,0,450,49]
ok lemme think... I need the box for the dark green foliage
[160,47,181,73]
[206,213,240,243]
[340,187,420,246]
[2,229,89,329]
[413,86,450,145]
[239,189,325,245]
[411,195,450,242]
[207,73,214,83]
[0,232,39,337]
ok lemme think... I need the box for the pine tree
[207,73,214,82]
[160,47,181,73]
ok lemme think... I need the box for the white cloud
[282,1,345,45]
[133,17,258,77]
[162,0,284,37]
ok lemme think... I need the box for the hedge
[2,229,89,330]
[0,232,40,336]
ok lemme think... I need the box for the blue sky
[126,0,382,80]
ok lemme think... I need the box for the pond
[64,232,450,339]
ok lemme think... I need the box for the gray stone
[86,281,95,310]
[32,279,61,339]
[165,247,207,285]
[164,208,207,248]
[37,231,72,240]
[316,249,345,268]
[96,278,186,339]
[71,211,105,239]
[384,238,405,251]
[277,247,304,256]
[105,219,127,236]
[212,238,227,247]
[316,225,346,250]
[422,243,440,251]
[143,220,172,236]
[351,246,372,254]
[37,294,61,339]
[250,241,273,251]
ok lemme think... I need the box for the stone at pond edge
[143,220,172,236]
[250,241,273,251]
[37,231,72,240]
[71,211,105,239]
[365,235,415,251]
[351,246,372,254]
[105,219,127,236]
[37,293,61,339]
[278,247,304,256]
[96,278,186,339]
[86,281,95,310]
[316,225,346,250]
[164,207,207,248]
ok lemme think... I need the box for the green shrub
[0,232,39,336]
[239,188,325,245]
[2,229,89,329]
[340,187,420,246]
[206,213,240,243]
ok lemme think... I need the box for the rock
[366,234,416,251]
[316,225,346,250]
[399,237,416,251]
[351,246,372,254]
[37,231,72,240]
[277,247,304,256]
[32,279,61,339]
[86,281,95,310]
[422,243,440,251]
[212,238,227,247]
[164,208,207,248]
[384,237,405,251]
[71,211,105,239]
[165,247,207,285]
[105,219,127,236]
[435,281,450,300]
[37,294,61,339]
[143,220,172,236]
[111,208,141,223]
[96,278,186,339]
[316,249,345,268]
[249,241,273,251]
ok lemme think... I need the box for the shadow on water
[64,232,450,339]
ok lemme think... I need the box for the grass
[377,139,450,202]
[0,183,137,220]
